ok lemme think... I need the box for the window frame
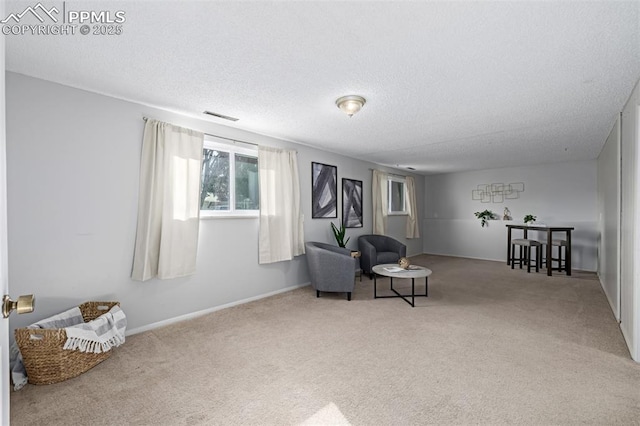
[200,136,259,219]
[387,175,407,216]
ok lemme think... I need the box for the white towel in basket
[63,305,127,354]
[32,306,85,329]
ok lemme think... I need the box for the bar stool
[550,239,568,272]
[511,239,542,273]
[538,239,569,274]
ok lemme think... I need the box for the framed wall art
[311,162,337,218]
[342,178,363,228]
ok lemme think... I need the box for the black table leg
[566,230,572,276]
[412,278,415,307]
[546,229,553,276]
[374,273,429,307]
[374,273,377,298]
[507,226,512,265]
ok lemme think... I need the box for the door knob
[2,294,35,318]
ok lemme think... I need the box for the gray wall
[597,117,621,320]
[620,78,640,361]
[423,161,598,271]
[5,72,424,334]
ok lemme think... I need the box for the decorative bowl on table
[398,257,411,269]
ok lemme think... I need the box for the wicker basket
[15,301,120,385]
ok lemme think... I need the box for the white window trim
[200,136,259,219]
[387,175,408,216]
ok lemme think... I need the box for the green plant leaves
[474,209,496,227]
[331,222,350,247]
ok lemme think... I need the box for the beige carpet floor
[10,255,640,425]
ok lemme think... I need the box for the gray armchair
[358,235,407,278]
[305,242,359,301]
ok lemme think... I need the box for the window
[388,176,407,215]
[200,136,259,217]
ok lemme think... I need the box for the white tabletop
[372,263,432,279]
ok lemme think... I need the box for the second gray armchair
[358,235,406,278]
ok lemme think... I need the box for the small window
[388,176,407,215]
[200,137,259,217]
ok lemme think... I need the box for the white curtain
[258,146,305,264]
[131,119,204,281]
[405,175,420,238]
[372,170,388,235]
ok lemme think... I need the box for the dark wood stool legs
[511,242,541,273]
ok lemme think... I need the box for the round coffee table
[372,264,432,307]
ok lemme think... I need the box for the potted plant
[474,209,496,227]
[330,222,350,248]
[523,214,537,225]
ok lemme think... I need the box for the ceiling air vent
[203,111,239,122]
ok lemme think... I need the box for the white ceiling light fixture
[336,95,366,117]
[203,110,239,122]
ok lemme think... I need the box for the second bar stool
[538,239,568,274]
[550,239,568,272]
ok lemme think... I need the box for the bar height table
[506,224,575,276]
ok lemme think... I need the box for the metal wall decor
[342,178,363,228]
[472,182,525,203]
[312,162,338,218]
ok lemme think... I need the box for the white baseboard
[420,251,502,263]
[126,282,310,336]
[420,251,596,272]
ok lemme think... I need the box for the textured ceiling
[5,1,640,174]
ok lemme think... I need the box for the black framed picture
[311,162,337,218]
[342,178,363,228]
